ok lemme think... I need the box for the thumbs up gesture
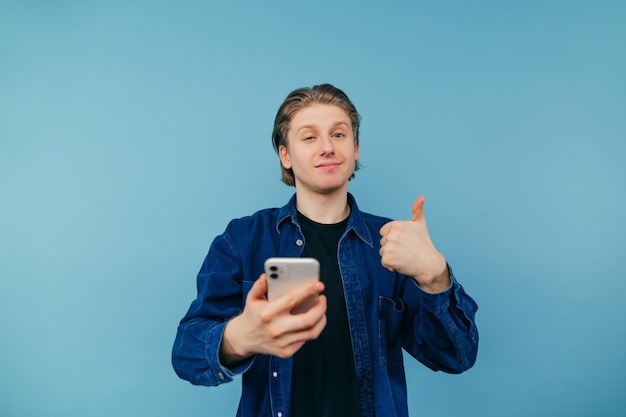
[379,196,450,293]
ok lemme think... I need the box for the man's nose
[319,135,334,154]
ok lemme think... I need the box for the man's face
[279,104,359,196]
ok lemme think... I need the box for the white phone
[264,257,320,314]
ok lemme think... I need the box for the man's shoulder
[226,207,281,230]
[355,211,392,242]
[358,209,391,223]
[353,204,392,228]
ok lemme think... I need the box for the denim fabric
[172,193,479,417]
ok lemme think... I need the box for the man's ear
[279,145,292,169]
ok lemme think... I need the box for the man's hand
[220,274,327,367]
[379,196,450,293]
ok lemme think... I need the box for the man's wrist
[219,316,250,367]
[413,257,450,294]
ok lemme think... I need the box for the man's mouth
[315,161,341,168]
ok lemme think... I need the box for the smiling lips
[315,161,341,169]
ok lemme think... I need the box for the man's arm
[401,271,479,373]
[378,196,478,372]
[171,233,248,386]
[172,234,327,386]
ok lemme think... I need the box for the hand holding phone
[265,257,320,314]
[220,260,326,363]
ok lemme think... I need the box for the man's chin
[313,181,349,196]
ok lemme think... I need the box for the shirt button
[218,372,224,380]
[277,412,283,417]
[295,239,303,246]
[273,371,278,378]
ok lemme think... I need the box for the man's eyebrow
[295,124,316,134]
[331,121,350,128]
[296,121,349,132]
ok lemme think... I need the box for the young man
[172,84,479,417]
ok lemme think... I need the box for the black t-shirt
[291,212,361,417]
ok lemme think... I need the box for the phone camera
[270,273,279,279]
[270,265,278,272]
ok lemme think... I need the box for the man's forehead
[290,104,351,127]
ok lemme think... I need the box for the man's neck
[294,189,351,224]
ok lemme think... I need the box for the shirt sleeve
[399,266,479,373]
[171,231,255,386]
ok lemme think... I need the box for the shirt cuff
[207,321,255,384]
[406,266,459,313]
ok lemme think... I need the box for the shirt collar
[276,193,374,248]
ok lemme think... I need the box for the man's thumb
[248,273,268,300]
[411,196,426,222]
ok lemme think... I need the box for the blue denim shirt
[172,193,478,417]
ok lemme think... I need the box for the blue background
[1,1,625,416]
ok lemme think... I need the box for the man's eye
[332,132,345,138]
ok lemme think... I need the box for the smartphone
[264,257,320,314]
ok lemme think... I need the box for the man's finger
[411,196,426,222]
[265,280,325,316]
[265,293,327,338]
[379,222,391,237]
[247,273,269,300]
